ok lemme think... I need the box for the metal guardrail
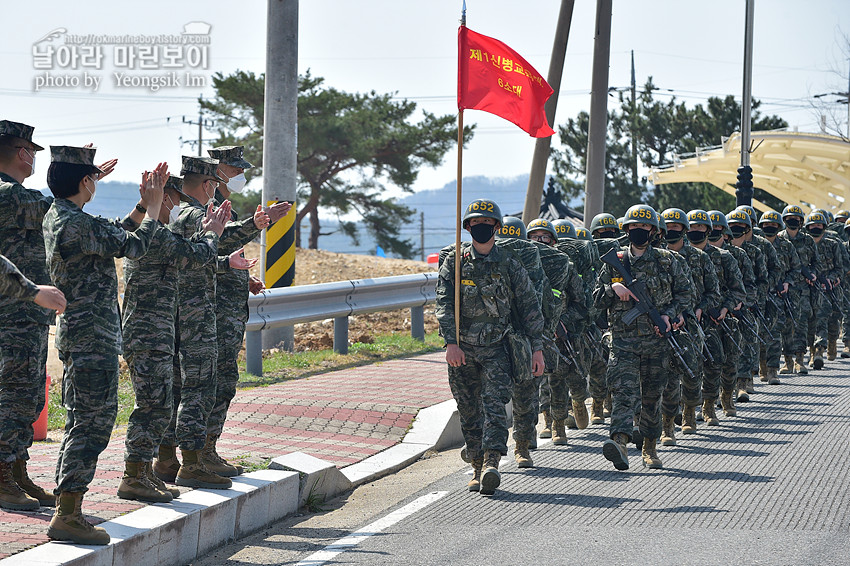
[244,272,439,375]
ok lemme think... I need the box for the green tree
[550,79,788,217]
[201,71,473,257]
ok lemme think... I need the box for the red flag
[458,26,555,138]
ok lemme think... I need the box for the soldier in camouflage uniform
[758,211,801,381]
[0,254,64,311]
[43,145,161,545]
[804,211,843,369]
[594,204,691,471]
[436,199,545,495]
[661,208,720,438]
[118,171,233,503]
[779,205,821,374]
[0,120,68,511]
[155,156,270,490]
[813,209,850,361]
[203,146,292,477]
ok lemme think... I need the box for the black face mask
[628,227,651,247]
[808,226,824,237]
[730,225,748,239]
[686,229,707,244]
[785,217,801,229]
[761,225,779,237]
[665,229,684,243]
[596,230,617,240]
[469,223,496,244]
[708,229,725,242]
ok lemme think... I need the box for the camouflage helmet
[497,216,526,239]
[726,209,752,229]
[661,208,689,230]
[552,218,576,239]
[708,210,731,235]
[824,210,835,223]
[736,204,758,224]
[575,227,592,241]
[781,204,805,220]
[758,210,784,228]
[654,210,667,234]
[588,213,619,236]
[687,209,712,229]
[617,217,625,231]
[622,204,660,229]
[526,218,558,241]
[845,218,850,232]
[804,211,827,227]
[835,209,850,222]
[462,199,502,228]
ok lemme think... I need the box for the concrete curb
[2,400,461,566]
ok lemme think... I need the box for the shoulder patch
[461,279,475,286]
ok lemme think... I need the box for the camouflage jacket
[531,241,570,337]
[702,243,746,312]
[0,171,54,326]
[674,242,721,315]
[214,193,251,324]
[436,242,544,351]
[813,236,844,282]
[723,241,757,307]
[43,198,158,355]
[741,240,768,308]
[769,234,801,289]
[169,196,260,356]
[593,245,692,338]
[752,234,781,291]
[122,226,220,355]
[0,253,38,301]
[779,229,821,286]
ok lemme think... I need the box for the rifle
[728,309,768,345]
[555,321,588,376]
[705,307,743,354]
[692,316,715,364]
[599,248,695,381]
[817,274,841,307]
[801,265,835,306]
[749,304,777,341]
[771,284,795,321]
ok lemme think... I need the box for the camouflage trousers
[54,351,119,494]
[160,350,217,451]
[663,319,702,413]
[788,287,814,354]
[447,341,512,459]
[702,324,724,400]
[587,330,610,401]
[842,287,850,343]
[809,291,831,349]
[736,314,760,380]
[541,347,588,420]
[512,374,542,443]
[206,315,246,437]
[124,350,174,462]
[720,316,742,393]
[607,336,670,441]
[761,301,784,368]
[0,323,49,463]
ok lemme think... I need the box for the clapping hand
[201,200,232,237]
[228,247,258,271]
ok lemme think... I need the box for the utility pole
[735,0,755,206]
[420,211,425,262]
[583,0,613,223]
[630,50,638,187]
[522,0,575,224]
[182,96,214,156]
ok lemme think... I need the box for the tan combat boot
[201,434,243,478]
[720,389,737,417]
[795,353,809,375]
[176,450,232,489]
[641,437,663,469]
[736,379,750,403]
[551,419,568,446]
[811,346,825,370]
[602,432,629,470]
[12,459,55,507]
[759,359,769,382]
[828,339,837,361]
[681,405,697,434]
[779,355,795,374]
[572,399,589,430]
[565,413,578,429]
[117,461,172,503]
[0,460,39,510]
[746,377,755,395]
[145,462,180,498]
[702,398,720,426]
[480,451,501,495]
[538,410,552,439]
[842,342,850,358]
[47,492,110,545]
[603,394,612,418]
[590,398,605,425]
[467,458,483,492]
[660,415,677,447]
[153,444,181,483]
[767,367,781,385]
[514,440,533,468]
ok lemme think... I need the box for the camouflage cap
[207,145,253,170]
[0,120,44,151]
[164,174,191,201]
[180,156,225,182]
[49,145,104,173]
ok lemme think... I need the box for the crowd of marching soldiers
[436,197,850,495]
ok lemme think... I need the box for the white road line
[295,490,449,566]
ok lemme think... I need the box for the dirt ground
[46,245,441,379]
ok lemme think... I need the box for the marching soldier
[804,211,843,369]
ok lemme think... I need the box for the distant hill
[38,181,140,220]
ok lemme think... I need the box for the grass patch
[48,372,143,432]
[238,331,442,388]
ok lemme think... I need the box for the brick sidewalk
[0,351,452,559]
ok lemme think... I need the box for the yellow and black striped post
[265,201,296,288]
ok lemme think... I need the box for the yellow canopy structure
[647,131,850,213]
